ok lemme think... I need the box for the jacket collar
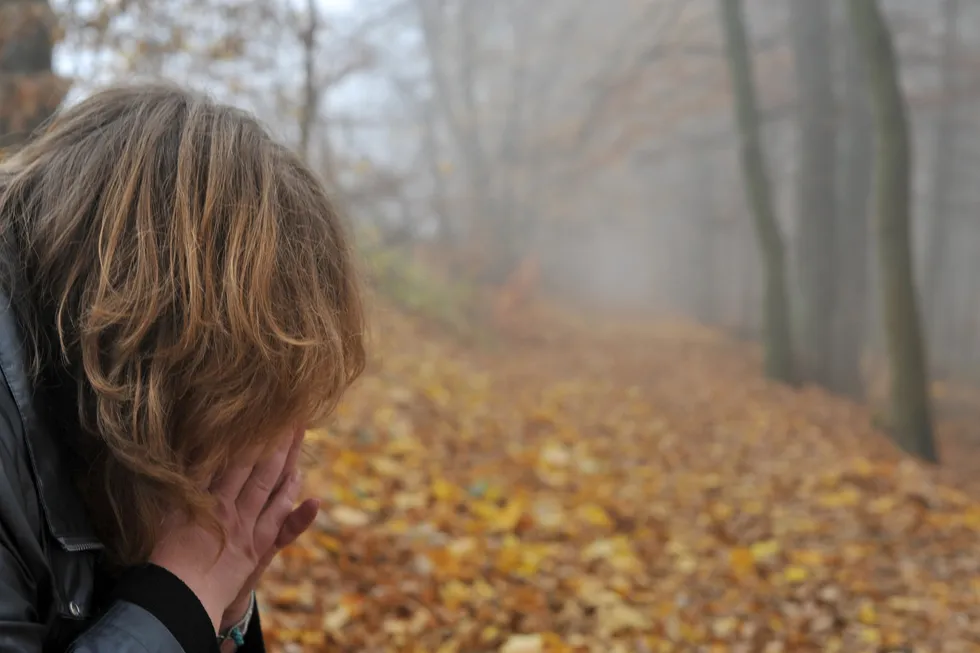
[0,292,103,551]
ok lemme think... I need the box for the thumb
[274,498,320,550]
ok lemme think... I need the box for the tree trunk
[718,0,796,384]
[297,0,318,163]
[0,0,68,149]
[688,151,717,325]
[847,0,937,463]
[831,4,873,400]
[789,0,837,387]
[922,0,959,348]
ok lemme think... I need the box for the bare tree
[717,0,795,384]
[789,0,837,388]
[922,0,959,332]
[832,5,873,400]
[413,0,495,261]
[847,0,937,463]
[298,0,319,163]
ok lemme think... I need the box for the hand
[219,497,320,631]
[220,428,319,633]
[149,426,306,632]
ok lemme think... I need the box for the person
[0,83,366,652]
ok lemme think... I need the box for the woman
[0,83,365,652]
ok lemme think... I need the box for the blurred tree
[413,0,500,279]
[0,0,68,149]
[832,4,873,400]
[848,0,937,462]
[922,0,959,330]
[689,151,718,325]
[717,0,795,384]
[789,0,837,388]
[298,0,320,163]
[412,0,548,283]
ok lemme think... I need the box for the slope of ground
[258,303,980,653]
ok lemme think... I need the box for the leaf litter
[258,305,980,653]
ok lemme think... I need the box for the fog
[41,0,980,454]
[5,0,980,648]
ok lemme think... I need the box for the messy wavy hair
[0,83,365,566]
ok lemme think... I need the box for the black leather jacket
[0,294,264,652]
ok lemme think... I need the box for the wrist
[220,590,253,631]
[218,590,255,649]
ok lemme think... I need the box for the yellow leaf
[582,537,641,572]
[532,496,565,530]
[783,566,808,584]
[859,627,882,646]
[304,427,331,442]
[500,633,543,653]
[539,441,572,467]
[818,487,861,508]
[490,497,526,532]
[711,502,734,520]
[729,547,755,576]
[314,533,342,552]
[439,580,471,610]
[868,495,897,514]
[576,502,613,528]
[330,505,370,527]
[473,579,497,600]
[711,616,737,638]
[597,601,650,635]
[323,605,350,632]
[858,601,877,625]
[432,478,460,502]
[749,539,780,561]
[370,456,404,477]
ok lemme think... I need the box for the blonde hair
[0,83,365,566]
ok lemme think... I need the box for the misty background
[8,0,980,650]
[1,0,974,463]
[22,1,978,455]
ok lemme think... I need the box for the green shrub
[360,240,480,337]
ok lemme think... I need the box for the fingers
[254,469,303,551]
[271,425,306,496]
[209,425,304,503]
[274,498,320,549]
[210,459,257,501]
[252,498,320,575]
[236,431,294,517]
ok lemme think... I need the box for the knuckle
[251,476,275,494]
[214,498,233,519]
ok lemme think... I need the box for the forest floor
[258,302,980,653]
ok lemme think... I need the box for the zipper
[61,540,104,553]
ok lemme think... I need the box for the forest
[3,0,980,650]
